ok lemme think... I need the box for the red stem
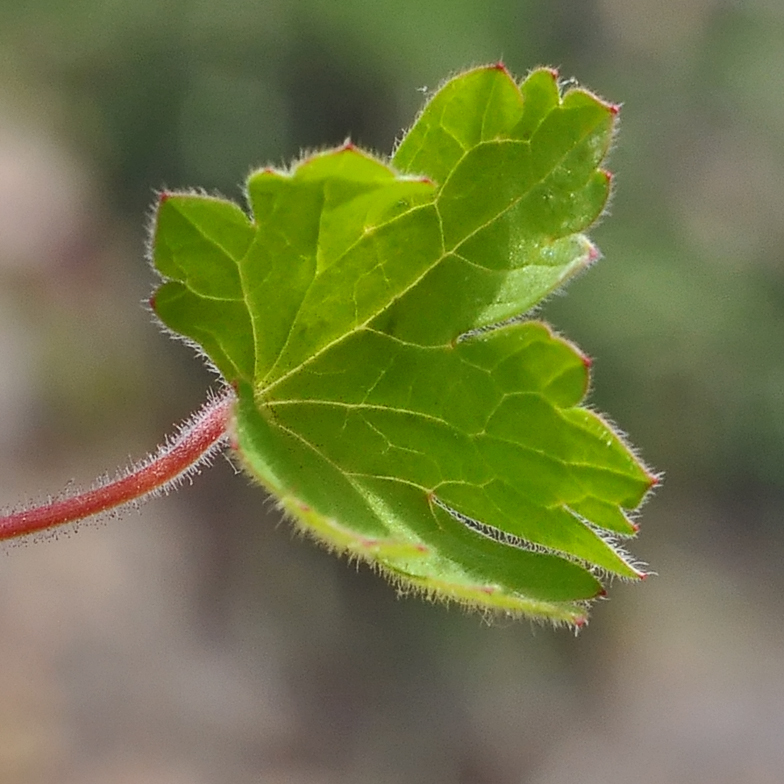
[0,392,234,541]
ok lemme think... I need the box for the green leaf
[151,65,656,626]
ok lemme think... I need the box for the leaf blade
[152,65,656,625]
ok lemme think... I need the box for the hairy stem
[0,392,234,541]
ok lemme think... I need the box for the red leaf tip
[574,616,587,628]
[581,353,593,369]
[609,103,621,116]
[158,191,171,204]
[491,61,508,73]
[148,294,157,311]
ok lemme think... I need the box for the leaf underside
[151,64,655,626]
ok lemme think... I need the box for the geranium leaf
[151,64,656,626]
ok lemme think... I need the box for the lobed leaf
[151,65,656,626]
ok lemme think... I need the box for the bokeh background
[1,1,783,782]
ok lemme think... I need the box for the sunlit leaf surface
[151,65,656,625]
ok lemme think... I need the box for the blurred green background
[1,1,783,782]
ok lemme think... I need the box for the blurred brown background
[1,1,784,782]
